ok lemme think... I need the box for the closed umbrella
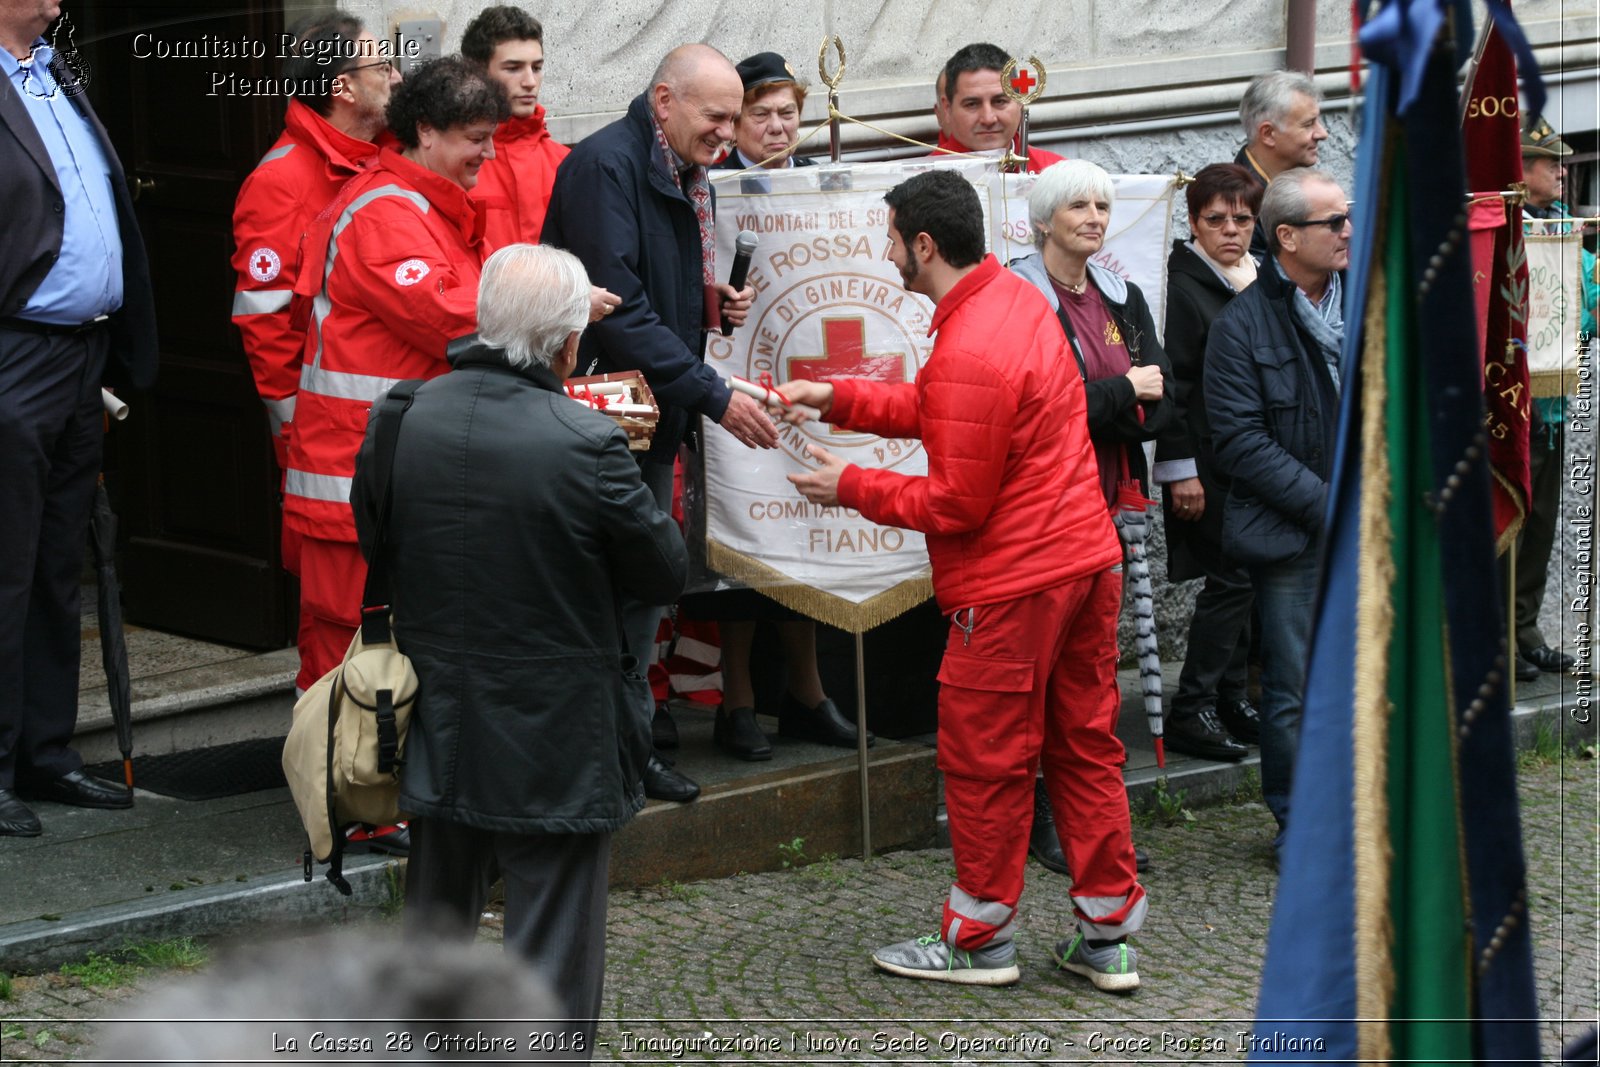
[89,475,135,789]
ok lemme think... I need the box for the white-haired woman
[1009,159,1172,878]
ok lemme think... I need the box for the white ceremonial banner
[701,159,1175,632]
[1523,228,1585,397]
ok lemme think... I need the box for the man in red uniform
[931,43,1062,173]
[231,11,400,473]
[284,57,506,702]
[461,6,567,254]
[783,170,1148,990]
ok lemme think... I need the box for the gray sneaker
[1053,932,1140,992]
[871,933,1020,986]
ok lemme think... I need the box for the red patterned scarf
[650,112,715,285]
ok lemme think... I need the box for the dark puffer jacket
[352,338,688,834]
[1203,259,1340,567]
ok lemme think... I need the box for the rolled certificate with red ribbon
[730,374,823,422]
[565,371,659,450]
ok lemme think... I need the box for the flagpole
[1000,55,1046,174]
[854,631,871,860]
[1508,542,1518,706]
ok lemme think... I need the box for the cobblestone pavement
[2,759,1593,1063]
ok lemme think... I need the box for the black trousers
[1501,419,1564,653]
[0,324,108,789]
[404,818,611,1059]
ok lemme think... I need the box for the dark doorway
[76,1,292,649]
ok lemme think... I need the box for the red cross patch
[247,247,281,283]
[395,259,430,286]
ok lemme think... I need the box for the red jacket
[470,107,570,256]
[231,100,381,463]
[833,255,1119,610]
[933,131,1063,173]
[284,148,484,542]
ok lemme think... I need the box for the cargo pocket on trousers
[935,651,1036,779]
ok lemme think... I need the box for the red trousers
[937,569,1146,949]
[294,536,365,692]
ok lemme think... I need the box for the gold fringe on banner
[1529,367,1581,399]
[706,537,933,635]
[1353,226,1397,1065]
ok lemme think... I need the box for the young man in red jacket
[461,6,568,255]
[783,170,1147,991]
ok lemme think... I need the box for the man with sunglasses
[1204,168,1350,850]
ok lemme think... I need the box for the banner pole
[1000,56,1046,174]
[1508,540,1518,706]
[855,630,872,860]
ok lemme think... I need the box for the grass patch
[776,836,807,869]
[652,879,703,903]
[0,972,12,1001]
[58,937,207,988]
[1145,777,1196,828]
[1518,718,1566,770]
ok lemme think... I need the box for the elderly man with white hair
[351,243,688,1057]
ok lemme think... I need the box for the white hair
[476,243,590,369]
[1028,159,1115,247]
[1240,70,1321,139]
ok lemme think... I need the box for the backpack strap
[359,379,423,646]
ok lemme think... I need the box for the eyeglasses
[1199,212,1255,228]
[345,58,394,74]
[1285,213,1352,233]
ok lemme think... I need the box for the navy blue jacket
[1204,258,1339,566]
[542,94,730,462]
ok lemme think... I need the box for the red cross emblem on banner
[786,316,907,386]
[1010,67,1036,96]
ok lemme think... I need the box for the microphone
[721,230,758,336]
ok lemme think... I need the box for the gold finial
[818,35,846,91]
[1000,56,1046,105]
[1174,170,1195,187]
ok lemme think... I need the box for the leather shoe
[1525,645,1575,674]
[1029,778,1068,874]
[1134,846,1150,873]
[651,704,679,749]
[1216,697,1261,745]
[643,753,699,803]
[1514,653,1540,683]
[1164,709,1249,762]
[0,789,41,837]
[714,705,772,761]
[777,694,873,748]
[18,769,132,809]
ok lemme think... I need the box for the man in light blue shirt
[0,0,158,837]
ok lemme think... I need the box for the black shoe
[17,769,133,809]
[1216,697,1261,745]
[1514,653,1540,682]
[1524,645,1575,674]
[345,821,409,855]
[0,789,41,837]
[651,704,679,749]
[1164,709,1249,762]
[643,753,699,802]
[714,706,772,761]
[777,694,873,748]
[1029,778,1069,875]
[1135,846,1149,873]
